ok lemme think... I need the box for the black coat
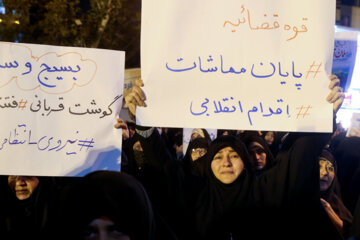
[194,131,332,240]
[333,137,360,214]
[351,197,360,239]
[0,176,58,240]
[123,127,187,239]
[56,171,156,240]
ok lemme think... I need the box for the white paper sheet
[139,0,336,132]
[0,42,124,176]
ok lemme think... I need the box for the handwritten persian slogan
[0,42,124,176]
[139,0,335,132]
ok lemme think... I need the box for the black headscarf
[0,176,57,240]
[319,150,353,237]
[125,128,180,212]
[193,135,253,240]
[262,131,282,157]
[57,171,156,240]
[124,127,187,239]
[328,131,347,153]
[217,129,237,137]
[193,131,333,240]
[242,134,276,178]
[248,131,333,239]
[160,127,183,160]
[190,128,212,143]
[183,137,210,178]
[333,136,360,214]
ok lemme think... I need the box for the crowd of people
[0,75,359,240]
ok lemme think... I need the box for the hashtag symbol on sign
[296,105,312,119]
[18,99,28,110]
[78,138,95,151]
[305,61,322,79]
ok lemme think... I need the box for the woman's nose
[16,179,26,186]
[320,168,328,177]
[223,156,232,166]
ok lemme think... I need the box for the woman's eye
[110,230,126,237]
[257,150,265,155]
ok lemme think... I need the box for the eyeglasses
[191,148,207,155]
[319,160,335,173]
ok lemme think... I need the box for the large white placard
[0,42,124,176]
[139,0,336,132]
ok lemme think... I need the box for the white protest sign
[139,0,335,132]
[0,42,124,176]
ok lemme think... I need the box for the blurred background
[0,0,141,68]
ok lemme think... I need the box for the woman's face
[190,128,204,141]
[85,216,130,240]
[264,132,275,145]
[211,146,244,184]
[8,176,39,200]
[191,147,207,161]
[319,159,335,192]
[248,142,267,171]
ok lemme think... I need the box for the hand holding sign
[124,78,146,117]
[327,75,345,114]
[114,118,130,141]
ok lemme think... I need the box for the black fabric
[193,135,253,240]
[217,129,237,137]
[124,128,186,239]
[182,137,210,178]
[248,132,331,239]
[184,137,210,160]
[160,128,183,160]
[181,138,209,208]
[320,150,353,239]
[352,197,360,239]
[242,134,276,177]
[57,171,156,240]
[333,137,360,214]
[236,130,261,142]
[329,131,347,153]
[120,137,135,173]
[262,131,282,157]
[0,176,58,240]
[194,131,332,240]
[199,128,212,143]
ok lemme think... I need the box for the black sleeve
[131,128,188,238]
[253,130,332,208]
[351,195,360,239]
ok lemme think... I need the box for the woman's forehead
[249,141,264,150]
[216,146,235,154]
[319,158,333,166]
[266,131,274,136]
